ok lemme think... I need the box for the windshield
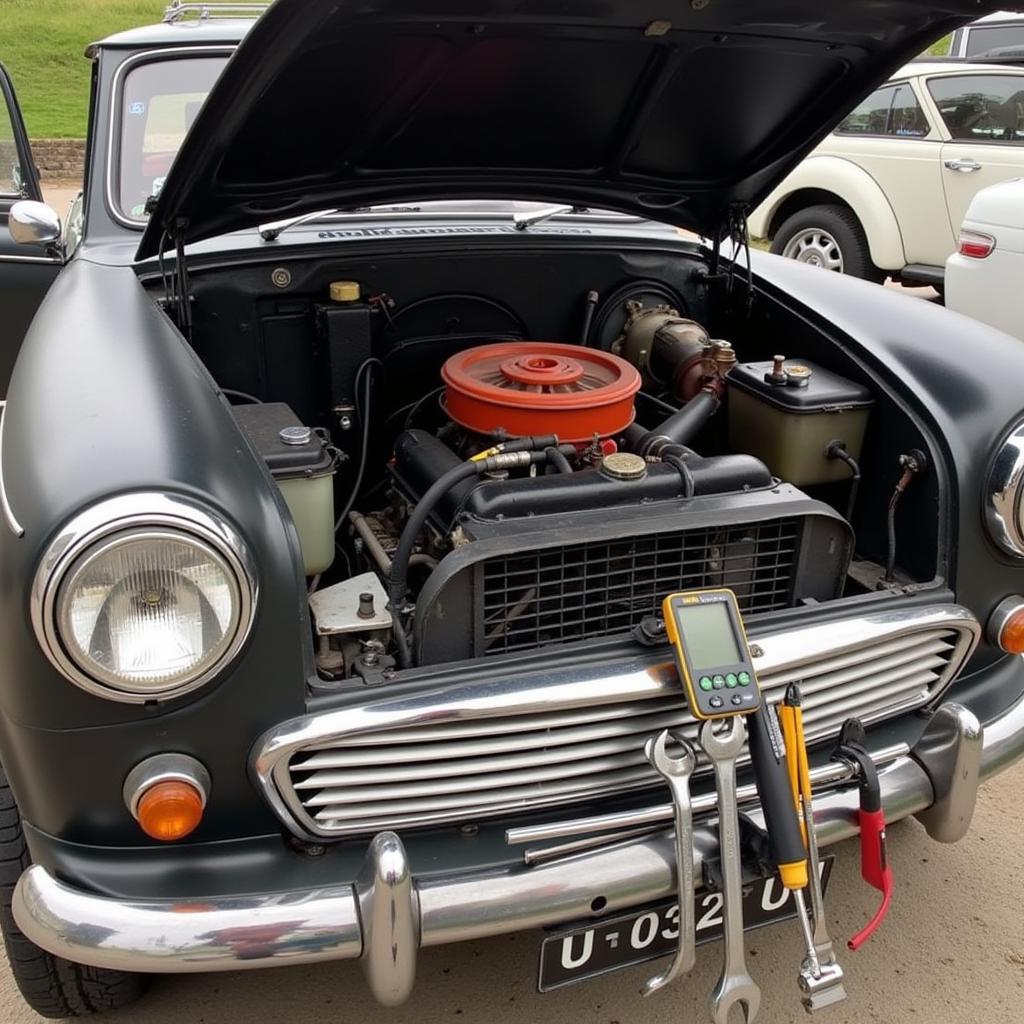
[115,55,641,229]
[117,55,227,221]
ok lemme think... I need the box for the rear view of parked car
[946,177,1024,337]
[750,60,1024,287]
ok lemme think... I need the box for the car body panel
[0,62,61,398]
[946,176,1024,338]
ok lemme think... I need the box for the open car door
[0,62,61,397]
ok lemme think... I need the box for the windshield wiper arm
[259,209,340,241]
[512,204,587,230]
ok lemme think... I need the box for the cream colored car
[750,61,1024,286]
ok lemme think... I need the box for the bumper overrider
[12,604,1024,1007]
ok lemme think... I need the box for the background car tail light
[958,229,995,259]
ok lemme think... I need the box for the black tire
[770,204,885,283]
[0,767,148,1018]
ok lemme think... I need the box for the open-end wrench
[700,716,761,1024]
[641,729,698,996]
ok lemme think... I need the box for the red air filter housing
[442,342,641,443]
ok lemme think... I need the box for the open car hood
[138,0,1019,257]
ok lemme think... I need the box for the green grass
[1,0,156,138]
[927,33,953,57]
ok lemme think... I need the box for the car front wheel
[0,765,149,1018]
[771,204,885,283]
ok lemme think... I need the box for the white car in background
[945,177,1024,338]
[949,11,1024,59]
[750,60,1024,287]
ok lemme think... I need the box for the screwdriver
[746,701,820,977]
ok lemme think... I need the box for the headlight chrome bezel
[31,494,257,703]
[986,421,1024,559]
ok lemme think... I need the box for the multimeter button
[725,673,738,688]
[699,676,714,691]
[738,671,752,685]
[713,675,726,689]
[709,696,725,709]
[730,695,744,706]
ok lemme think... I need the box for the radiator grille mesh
[481,519,800,654]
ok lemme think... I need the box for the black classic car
[3,0,1024,1018]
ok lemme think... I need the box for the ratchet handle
[748,704,809,891]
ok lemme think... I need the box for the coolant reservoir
[232,402,338,574]
[727,358,872,486]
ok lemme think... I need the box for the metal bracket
[912,702,983,843]
[356,832,419,1006]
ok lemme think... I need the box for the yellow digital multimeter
[662,588,763,719]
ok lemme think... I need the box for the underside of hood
[138,0,1021,258]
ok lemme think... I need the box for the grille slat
[481,520,799,654]
[285,622,973,836]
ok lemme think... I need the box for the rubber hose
[546,446,573,474]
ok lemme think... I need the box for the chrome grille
[255,604,979,839]
[482,519,800,655]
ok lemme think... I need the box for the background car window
[835,86,895,135]
[965,23,1024,56]
[835,84,928,137]
[0,98,23,196]
[888,84,929,137]
[928,75,1024,143]
[117,56,227,220]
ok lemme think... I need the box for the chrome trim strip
[105,48,234,232]
[122,753,211,818]
[0,253,62,264]
[0,401,25,537]
[986,419,1024,557]
[30,492,258,703]
[506,741,911,846]
[13,691,1024,985]
[252,603,980,839]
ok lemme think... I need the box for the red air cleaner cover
[442,342,641,443]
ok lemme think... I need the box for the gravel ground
[1,758,1022,1024]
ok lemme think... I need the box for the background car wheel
[0,765,148,1018]
[771,205,885,282]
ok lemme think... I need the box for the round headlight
[986,420,1024,558]
[32,495,256,702]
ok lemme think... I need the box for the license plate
[537,858,834,992]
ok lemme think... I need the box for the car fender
[750,156,906,270]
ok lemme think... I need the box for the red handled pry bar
[834,726,893,950]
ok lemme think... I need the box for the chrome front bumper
[14,689,1024,1005]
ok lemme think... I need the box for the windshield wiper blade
[512,204,587,230]
[259,209,339,241]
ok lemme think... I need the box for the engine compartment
[174,242,941,678]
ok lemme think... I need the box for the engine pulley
[441,342,641,443]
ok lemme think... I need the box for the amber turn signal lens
[997,607,1024,655]
[136,780,205,841]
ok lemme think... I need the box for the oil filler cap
[601,452,647,481]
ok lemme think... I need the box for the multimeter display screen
[678,602,743,669]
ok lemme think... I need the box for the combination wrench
[700,716,761,1024]
[641,729,698,996]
